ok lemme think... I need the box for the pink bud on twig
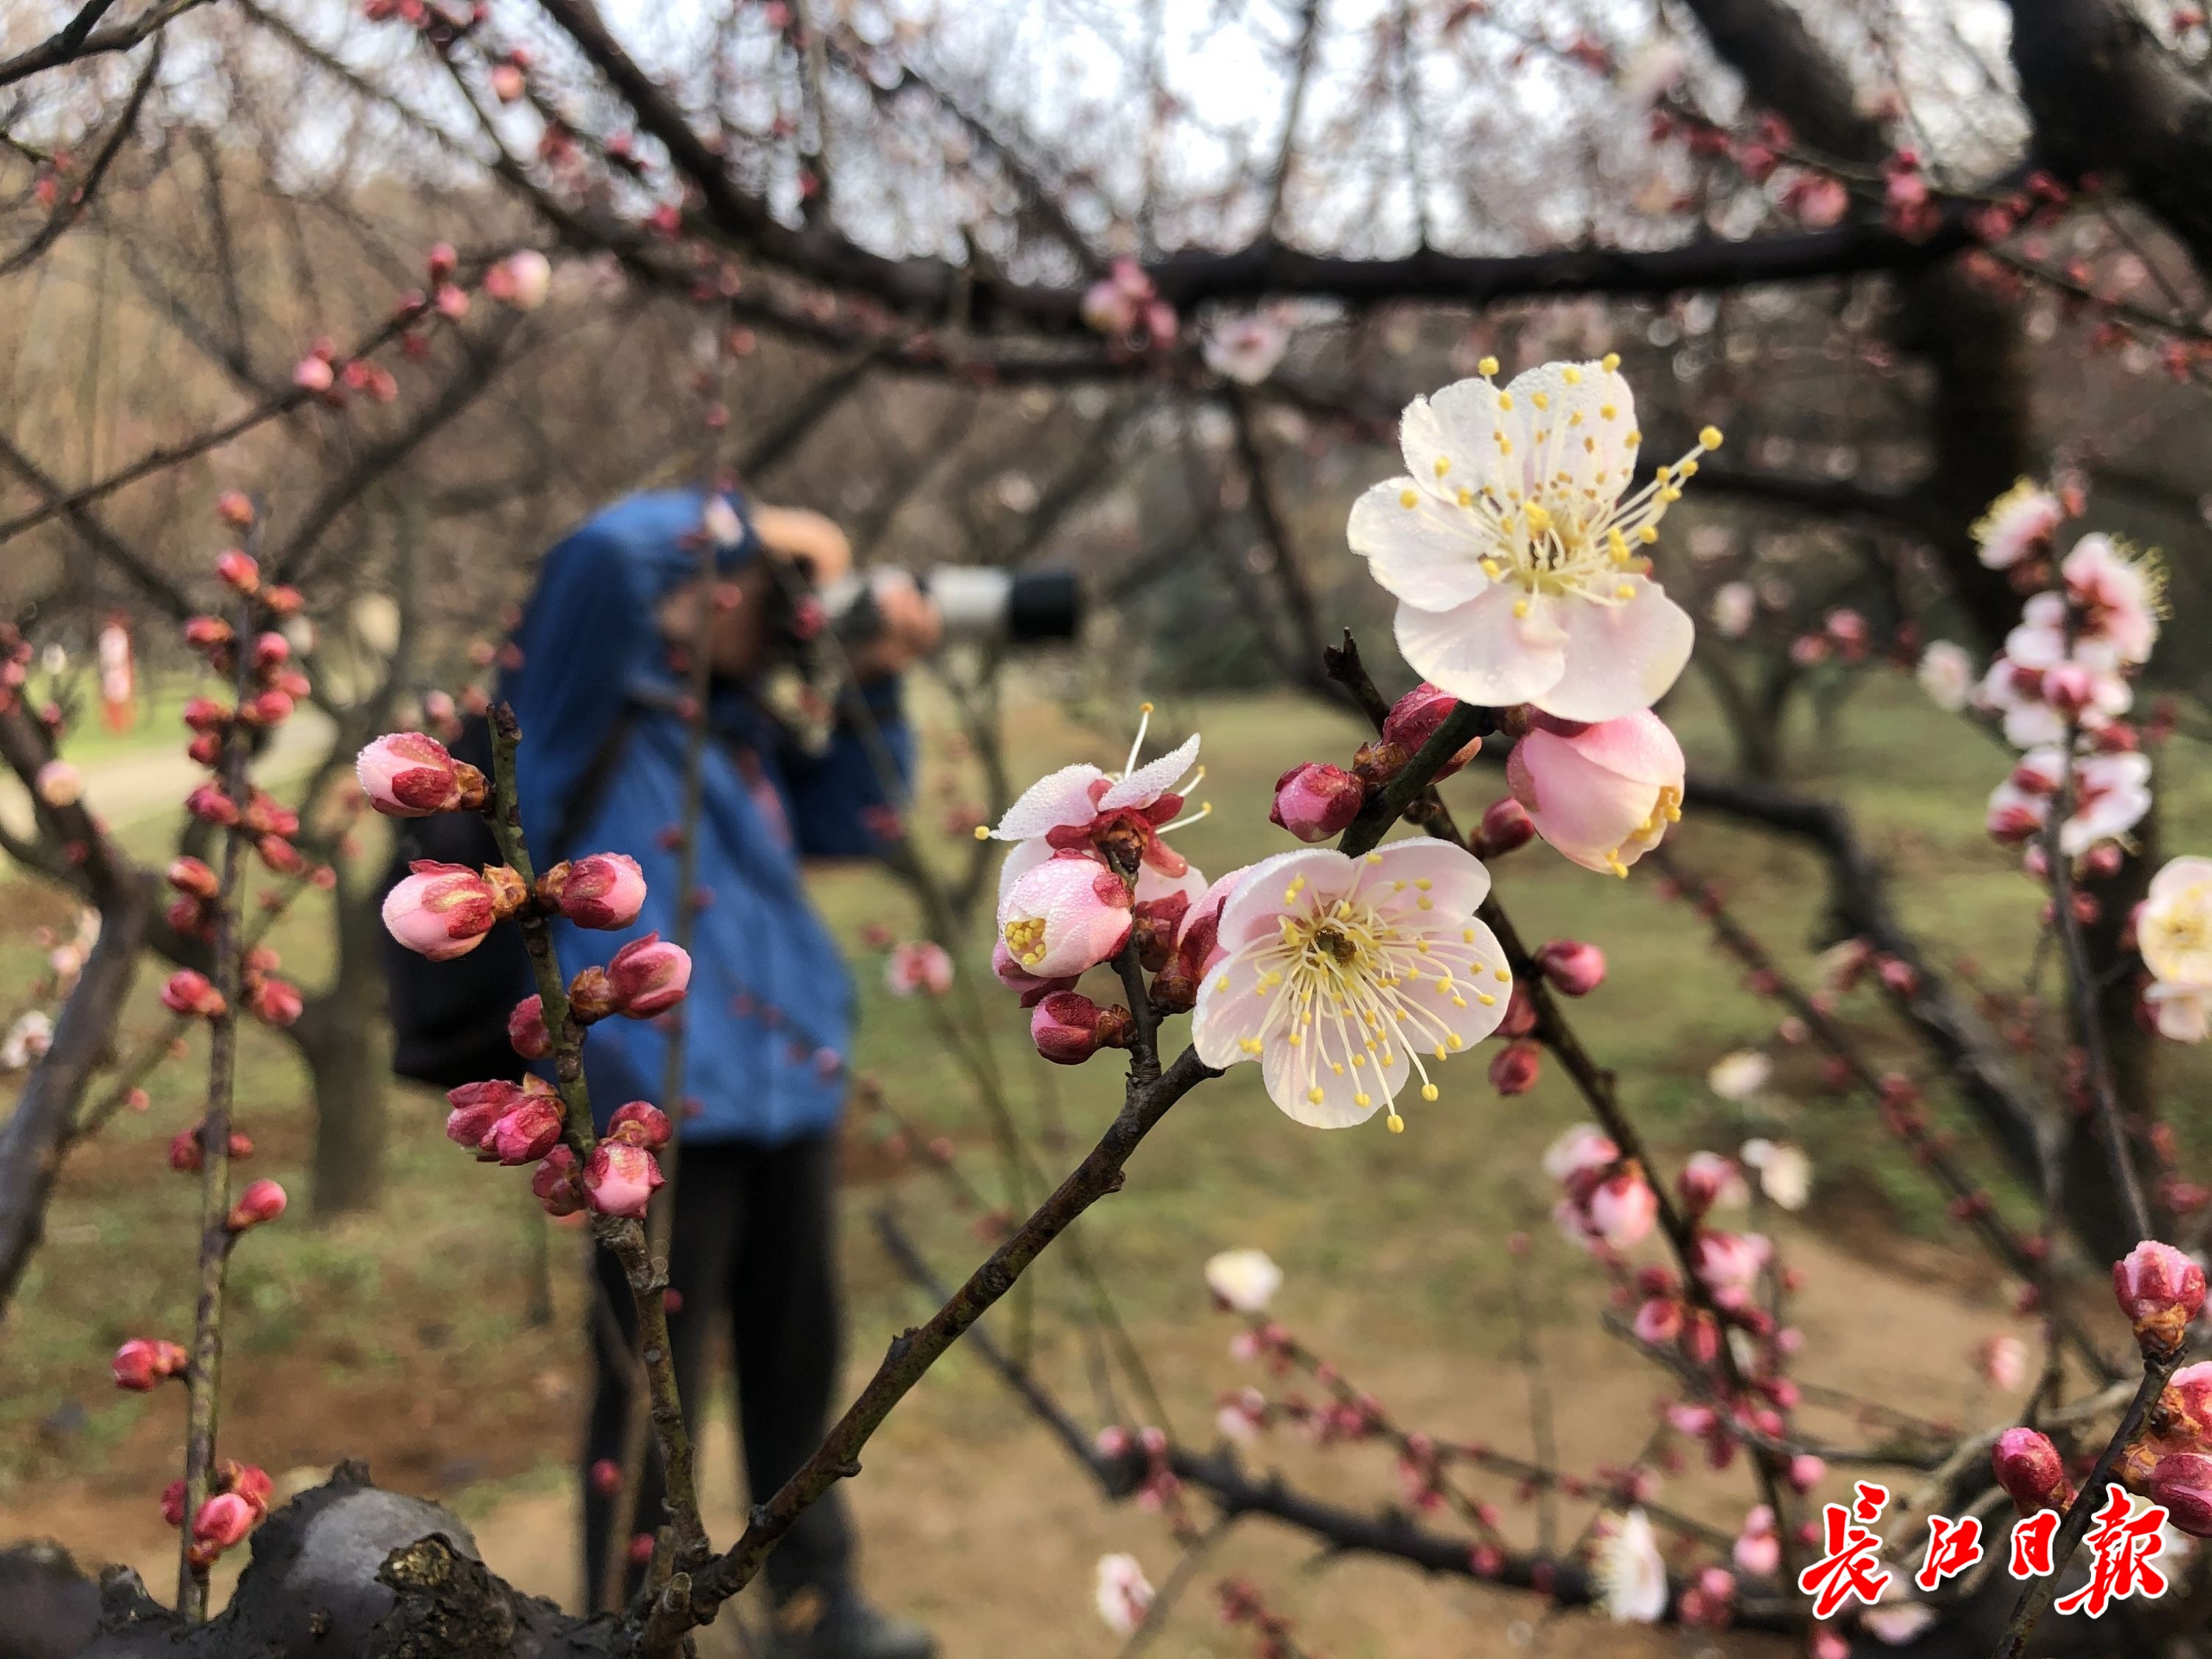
[508,995,552,1059]
[111,1338,189,1391]
[1534,939,1606,996]
[1268,763,1365,843]
[538,852,647,929]
[160,970,226,1020]
[602,933,692,1018]
[584,1141,664,1218]
[355,731,486,816]
[2114,1239,2205,1357]
[380,860,506,961]
[532,1145,586,1217]
[1029,991,1135,1065]
[1992,1426,2071,1514]
[226,1178,287,1233]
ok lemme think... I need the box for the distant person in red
[504,488,939,1659]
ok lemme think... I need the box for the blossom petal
[1192,943,1270,1068]
[1346,480,1497,613]
[995,835,1053,912]
[994,764,1106,838]
[1528,578,1694,723]
[1359,836,1492,923]
[1262,1020,1388,1127]
[1101,733,1201,810]
[1137,860,1208,907]
[1398,375,1517,507]
[1385,919,1514,1060]
[1394,588,1568,709]
[1213,848,1357,954]
[1503,360,1638,521]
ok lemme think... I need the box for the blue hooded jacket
[499,489,911,1146]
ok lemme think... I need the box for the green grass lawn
[2,659,2205,1562]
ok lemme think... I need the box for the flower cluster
[359,726,691,1218]
[164,1459,273,1568]
[1079,259,1176,352]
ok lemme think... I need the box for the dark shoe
[763,1590,936,1659]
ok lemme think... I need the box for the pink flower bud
[1506,711,1685,877]
[224,1461,273,1516]
[446,1079,526,1149]
[112,1338,189,1391]
[2163,1361,2212,1442]
[584,1141,664,1218]
[381,860,501,961]
[237,690,293,727]
[1632,1296,1681,1346]
[607,1101,672,1150]
[1992,1426,2070,1513]
[1475,796,1536,858]
[189,1492,257,1563]
[1029,991,1135,1065]
[226,1178,287,1231]
[166,1127,253,1175]
[161,1479,188,1527]
[33,760,82,808]
[2114,1239,2205,1355]
[181,697,231,733]
[215,490,254,529]
[998,854,1134,978]
[355,731,481,816]
[1488,1040,1541,1096]
[484,249,552,310]
[427,241,457,282]
[2151,1451,2212,1537]
[183,615,233,654]
[215,549,260,594]
[246,977,303,1027]
[1268,763,1366,843]
[1534,939,1605,996]
[1733,1507,1781,1576]
[533,1144,585,1216]
[167,857,220,900]
[485,1095,566,1166]
[604,932,692,1018]
[1380,684,1481,780]
[185,787,246,835]
[1677,1151,1741,1214]
[990,939,1077,1008]
[256,835,308,877]
[509,995,552,1060]
[1787,1453,1826,1493]
[160,970,227,1020]
[540,852,647,929]
[293,355,335,393]
[886,939,956,997]
[1497,983,1537,1039]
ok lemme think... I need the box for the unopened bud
[1380,683,1480,779]
[602,933,692,1018]
[509,994,552,1059]
[1488,1040,1541,1096]
[215,490,255,529]
[111,1338,189,1391]
[2114,1239,2205,1357]
[1475,796,1537,858]
[226,1178,288,1232]
[354,731,484,817]
[1535,939,1605,996]
[1029,991,1135,1065]
[160,970,227,1020]
[1268,763,1365,843]
[538,852,647,929]
[1992,1426,2071,1513]
[485,1095,566,1166]
[607,1100,672,1150]
[2151,1451,2212,1537]
[532,1144,586,1217]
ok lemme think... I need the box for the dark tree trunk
[290,882,389,1220]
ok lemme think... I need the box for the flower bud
[237,690,293,728]
[2151,1451,2212,1537]
[1733,1506,1780,1576]
[509,994,552,1060]
[1030,991,1135,1065]
[485,1095,566,1166]
[1506,711,1685,877]
[112,1338,189,1391]
[1488,1040,1541,1096]
[1475,796,1537,858]
[1268,763,1365,843]
[189,1492,257,1564]
[381,860,501,961]
[2114,1239,2205,1356]
[1496,983,1537,1039]
[223,1461,274,1516]
[167,856,220,899]
[215,490,254,529]
[226,1178,288,1232]
[184,784,239,827]
[355,731,483,817]
[998,854,1134,979]
[1992,1426,2070,1513]
[215,549,260,594]
[33,761,82,808]
[2162,1361,2212,1444]
[538,852,647,929]
[485,248,553,310]
[446,1079,526,1149]
[1677,1151,1742,1214]
[1380,684,1481,781]
[245,976,303,1027]
[161,1480,188,1528]
[533,1145,586,1216]
[160,970,227,1020]
[584,1141,664,1218]
[1535,939,1606,996]
[603,932,692,1018]
[607,1101,672,1150]
[293,355,335,393]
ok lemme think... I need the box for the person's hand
[849,570,942,681]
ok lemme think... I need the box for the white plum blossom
[1711,580,1756,639]
[1093,1554,1154,1636]
[1916,641,1975,712]
[1740,1138,1812,1211]
[2140,856,2212,1043]
[1706,1050,1771,1102]
[1192,839,1511,1130]
[2062,533,2161,664]
[1986,748,2151,856]
[1347,358,1716,722]
[1593,1509,1669,1623]
[1205,1248,1283,1312]
[1203,313,1292,385]
[1,1009,54,1072]
[1972,479,2062,569]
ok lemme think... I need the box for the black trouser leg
[580,1144,741,1612]
[731,1133,855,1602]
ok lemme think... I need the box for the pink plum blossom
[355,731,481,816]
[381,860,504,961]
[584,1141,664,1218]
[885,939,955,998]
[1348,359,1715,721]
[1506,710,1685,877]
[1191,839,1509,1129]
[1971,479,2062,569]
[998,854,1135,979]
[542,852,647,929]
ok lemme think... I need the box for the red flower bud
[111,1338,189,1391]
[181,697,232,734]
[1535,939,1606,997]
[1269,763,1365,843]
[1475,796,1537,858]
[1992,1426,2071,1513]
[237,690,293,728]
[485,1096,566,1166]
[215,550,260,594]
[167,856,220,899]
[533,1145,586,1216]
[584,1141,664,1218]
[183,616,234,653]
[2114,1239,2205,1357]
[539,852,647,930]
[160,969,226,1020]
[215,490,255,529]
[604,932,692,1018]
[161,1480,188,1528]
[1496,983,1537,1039]
[355,731,483,817]
[509,994,552,1060]
[188,1492,257,1564]
[1380,683,1481,780]
[1488,1040,1542,1096]
[246,976,303,1027]
[226,1178,288,1232]
[184,785,239,827]
[1029,990,1135,1065]
[2151,1450,2212,1537]
[445,1079,526,1149]
[607,1101,672,1150]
